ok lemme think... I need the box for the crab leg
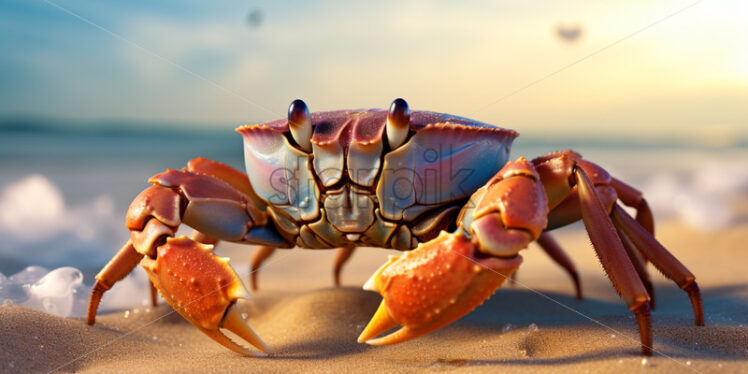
[87,240,143,325]
[611,177,654,235]
[510,234,582,299]
[574,167,654,355]
[185,157,267,212]
[539,152,659,308]
[333,246,356,287]
[611,205,703,326]
[250,245,358,291]
[509,269,518,285]
[249,246,275,291]
[192,231,220,245]
[88,166,291,356]
[619,232,656,309]
[611,177,657,304]
[140,157,261,306]
[531,150,705,353]
[536,233,583,300]
[149,280,159,307]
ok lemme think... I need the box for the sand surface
[1,221,747,373]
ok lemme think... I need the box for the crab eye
[386,98,410,149]
[288,99,312,152]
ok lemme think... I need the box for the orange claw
[359,231,522,345]
[141,236,271,356]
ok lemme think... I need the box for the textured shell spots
[142,236,249,331]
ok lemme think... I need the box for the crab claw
[140,236,271,356]
[359,231,522,345]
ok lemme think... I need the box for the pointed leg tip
[334,273,341,287]
[357,324,395,344]
[362,334,392,346]
[87,281,108,327]
[254,342,273,355]
[362,327,421,346]
[363,338,385,346]
[222,301,272,355]
[358,300,398,344]
[207,328,272,357]
[363,336,397,346]
[573,281,583,300]
[250,272,258,292]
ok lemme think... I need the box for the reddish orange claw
[141,236,270,356]
[359,231,522,345]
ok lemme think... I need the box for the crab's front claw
[359,231,522,345]
[140,236,271,356]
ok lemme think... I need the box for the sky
[1,0,746,145]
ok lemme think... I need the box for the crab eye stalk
[288,99,312,152]
[386,98,410,149]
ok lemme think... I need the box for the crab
[86,98,703,356]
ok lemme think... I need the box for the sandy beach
[1,219,746,373]
[3,0,748,372]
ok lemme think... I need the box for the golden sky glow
[1,0,746,144]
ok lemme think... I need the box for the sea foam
[0,174,128,269]
[640,159,748,230]
[0,174,149,316]
[0,265,152,317]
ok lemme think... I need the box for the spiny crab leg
[358,231,522,345]
[141,236,271,356]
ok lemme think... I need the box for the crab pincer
[359,157,547,345]
[358,231,523,345]
[140,236,271,356]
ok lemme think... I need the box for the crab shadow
[263,283,748,364]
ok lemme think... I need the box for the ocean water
[1,122,746,316]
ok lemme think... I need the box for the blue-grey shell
[237,109,517,250]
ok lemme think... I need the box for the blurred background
[0,0,746,286]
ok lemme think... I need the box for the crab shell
[237,109,518,250]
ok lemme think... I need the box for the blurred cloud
[246,8,263,30]
[555,23,584,44]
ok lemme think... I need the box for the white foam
[0,265,152,317]
[0,175,65,240]
[640,159,748,230]
[0,174,153,316]
[25,267,84,317]
[0,174,128,269]
[9,265,51,284]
